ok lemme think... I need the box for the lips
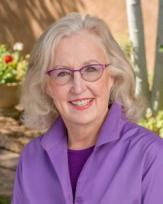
[68,98,94,110]
[70,99,93,106]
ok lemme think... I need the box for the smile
[69,98,94,110]
[71,99,92,106]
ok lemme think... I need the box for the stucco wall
[0,0,158,71]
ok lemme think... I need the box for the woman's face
[46,30,114,127]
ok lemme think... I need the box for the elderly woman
[12,13,163,204]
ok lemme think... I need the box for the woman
[12,13,163,204]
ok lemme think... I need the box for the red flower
[3,55,13,63]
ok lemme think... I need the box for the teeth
[71,99,92,106]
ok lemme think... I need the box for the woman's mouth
[69,98,94,110]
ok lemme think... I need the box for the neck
[64,109,109,150]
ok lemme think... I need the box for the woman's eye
[56,71,70,77]
[85,65,99,72]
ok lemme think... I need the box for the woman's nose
[70,72,86,94]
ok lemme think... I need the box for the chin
[66,113,98,126]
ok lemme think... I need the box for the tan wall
[0,0,158,71]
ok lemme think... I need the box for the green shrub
[0,196,10,204]
[139,109,163,138]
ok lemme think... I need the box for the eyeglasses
[46,63,110,85]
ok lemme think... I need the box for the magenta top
[68,146,95,197]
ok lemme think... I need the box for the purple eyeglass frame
[46,63,110,76]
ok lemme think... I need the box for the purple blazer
[12,103,163,204]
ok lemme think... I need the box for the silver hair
[21,12,146,130]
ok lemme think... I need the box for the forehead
[52,30,108,66]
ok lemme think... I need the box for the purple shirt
[12,103,163,204]
[68,146,94,198]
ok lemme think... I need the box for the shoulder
[19,134,45,162]
[120,119,163,153]
[121,120,163,161]
[119,120,163,176]
[121,120,162,144]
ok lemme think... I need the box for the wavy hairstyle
[21,12,146,130]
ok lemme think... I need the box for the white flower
[13,42,24,51]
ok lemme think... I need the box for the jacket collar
[95,102,126,147]
[41,102,126,151]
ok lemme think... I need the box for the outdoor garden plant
[139,109,163,138]
[0,42,28,84]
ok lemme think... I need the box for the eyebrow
[82,59,101,65]
[54,59,101,68]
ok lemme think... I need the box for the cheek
[105,72,114,91]
[48,86,71,106]
[46,82,63,101]
[100,75,114,93]
[97,76,114,102]
[52,89,66,103]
